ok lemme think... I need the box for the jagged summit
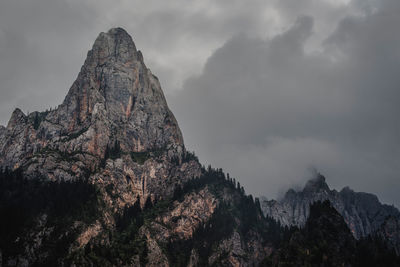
[6,108,26,130]
[0,28,198,201]
[261,174,400,239]
[4,27,183,154]
[101,27,137,48]
[303,173,330,193]
[89,27,139,65]
[56,26,179,147]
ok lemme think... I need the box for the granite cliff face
[0,28,200,207]
[0,28,204,265]
[261,174,400,240]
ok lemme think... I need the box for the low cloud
[0,0,359,125]
[171,0,400,206]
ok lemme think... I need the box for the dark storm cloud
[171,0,400,206]
[0,0,353,126]
[0,0,99,125]
[0,0,281,125]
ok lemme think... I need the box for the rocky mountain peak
[261,174,400,240]
[90,27,138,65]
[52,27,184,153]
[6,108,26,130]
[0,28,191,185]
[303,173,330,193]
[340,186,353,193]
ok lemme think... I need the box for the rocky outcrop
[0,27,201,207]
[267,201,358,266]
[0,28,201,265]
[208,231,246,266]
[261,173,400,239]
[377,216,400,255]
[137,183,271,266]
[142,188,218,243]
[158,188,218,240]
[266,201,400,266]
[138,187,218,265]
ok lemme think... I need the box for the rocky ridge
[265,201,400,266]
[0,27,201,208]
[261,173,400,239]
[0,28,203,265]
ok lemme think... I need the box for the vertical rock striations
[0,28,200,208]
[0,27,203,266]
[261,173,400,240]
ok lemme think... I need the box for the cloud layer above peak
[171,0,400,206]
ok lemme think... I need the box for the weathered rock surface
[377,216,400,255]
[0,28,201,265]
[139,187,218,265]
[136,182,272,267]
[266,200,400,266]
[0,27,200,206]
[261,174,400,239]
[267,201,358,266]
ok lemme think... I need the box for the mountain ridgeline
[0,28,399,266]
[261,173,400,255]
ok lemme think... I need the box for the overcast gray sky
[0,0,399,207]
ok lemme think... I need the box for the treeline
[170,150,199,166]
[166,202,236,266]
[81,193,165,266]
[102,141,173,167]
[172,165,246,200]
[101,165,285,266]
[166,165,292,266]
[0,168,101,264]
[263,201,400,267]
[173,165,290,242]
